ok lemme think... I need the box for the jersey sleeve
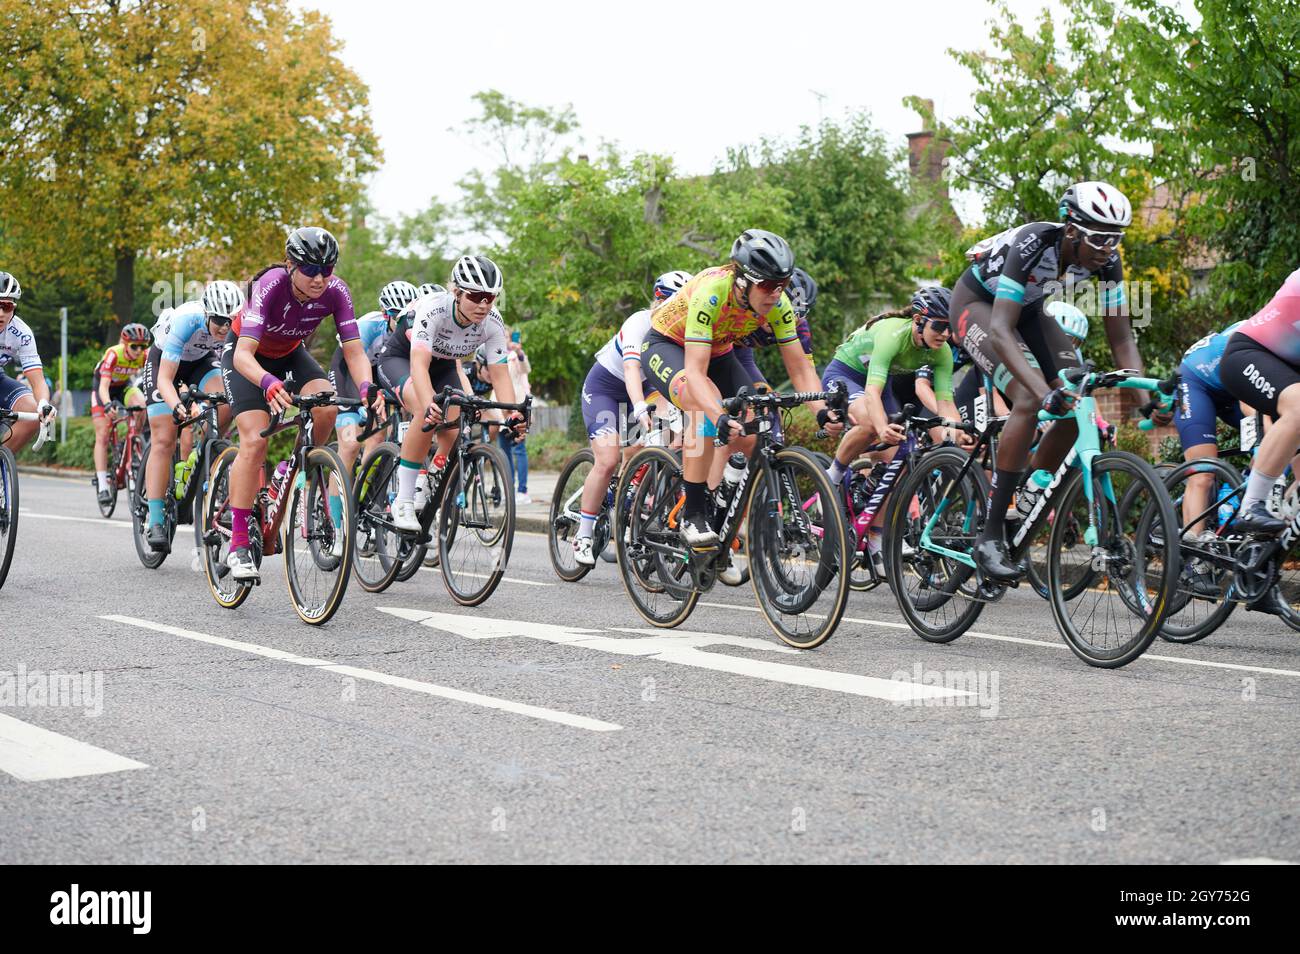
[683,278,724,345]
[795,318,814,357]
[992,224,1050,305]
[329,279,359,342]
[239,272,277,345]
[162,311,199,363]
[95,347,117,381]
[1098,253,1127,314]
[482,315,509,364]
[865,325,903,390]
[16,322,41,371]
[619,313,648,366]
[916,365,934,383]
[410,303,434,354]
[767,295,800,346]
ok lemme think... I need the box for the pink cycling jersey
[233,267,358,359]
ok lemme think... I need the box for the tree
[0,0,379,342]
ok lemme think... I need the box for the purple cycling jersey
[1237,267,1300,366]
[233,266,358,359]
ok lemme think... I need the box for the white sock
[1243,469,1280,510]
[828,459,847,483]
[577,511,597,540]
[96,471,110,492]
[396,462,419,502]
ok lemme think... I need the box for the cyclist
[91,322,150,505]
[1219,267,1300,537]
[732,266,817,387]
[951,181,1163,581]
[377,254,527,532]
[0,272,56,453]
[221,226,377,580]
[642,230,842,548]
[571,269,692,565]
[140,280,242,551]
[331,279,420,480]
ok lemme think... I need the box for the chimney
[906,98,950,194]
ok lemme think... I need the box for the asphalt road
[2,472,1298,864]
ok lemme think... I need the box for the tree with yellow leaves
[0,0,380,340]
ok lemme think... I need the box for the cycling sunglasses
[1072,223,1124,251]
[205,313,234,326]
[752,277,790,294]
[461,290,496,305]
[0,300,15,314]
[921,318,951,334]
[294,262,335,278]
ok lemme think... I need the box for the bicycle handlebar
[258,392,361,438]
[420,387,533,433]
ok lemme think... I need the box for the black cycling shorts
[640,331,752,410]
[952,269,1079,394]
[376,354,463,403]
[219,334,328,417]
[1220,332,1300,419]
[142,344,221,415]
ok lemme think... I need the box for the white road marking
[418,567,552,587]
[100,615,620,733]
[702,600,1300,678]
[0,712,147,782]
[20,511,129,527]
[1221,857,1297,864]
[380,608,973,703]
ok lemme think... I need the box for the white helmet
[653,270,692,302]
[0,271,21,301]
[1059,181,1132,229]
[201,279,244,318]
[450,255,503,294]
[378,280,419,312]
[1046,300,1090,342]
[418,283,446,298]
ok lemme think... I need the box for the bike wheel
[1157,457,1241,643]
[885,447,990,643]
[351,442,405,593]
[1048,451,1179,668]
[0,447,19,589]
[747,446,851,649]
[98,436,122,518]
[438,443,514,606]
[201,445,253,609]
[194,439,230,555]
[283,446,354,624]
[129,443,169,569]
[548,449,597,582]
[615,446,699,627]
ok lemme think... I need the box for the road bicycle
[886,365,1181,668]
[0,408,53,590]
[616,384,850,650]
[94,404,148,518]
[200,392,360,624]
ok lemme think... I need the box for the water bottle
[174,448,198,499]
[1267,475,1288,518]
[413,468,430,511]
[714,453,748,510]
[1016,469,1053,519]
[267,460,290,506]
[1215,483,1237,530]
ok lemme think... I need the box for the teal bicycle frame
[917,370,1171,570]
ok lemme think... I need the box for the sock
[577,510,598,540]
[230,506,252,551]
[683,479,709,518]
[828,459,847,484]
[396,459,420,502]
[97,471,110,492]
[328,495,344,529]
[981,469,1024,542]
[1242,469,1281,510]
[147,498,165,528]
[866,527,883,554]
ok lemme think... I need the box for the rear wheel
[129,443,174,569]
[0,446,19,589]
[283,446,354,624]
[201,445,254,610]
[97,433,122,518]
[1158,457,1241,644]
[548,449,597,582]
[351,442,405,593]
[438,443,514,606]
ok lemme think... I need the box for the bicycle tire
[283,445,354,624]
[885,446,990,643]
[1048,450,1178,668]
[1157,456,1241,643]
[351,441,405,593]
[194,439,231,554]
[129,443,171,569]
[0,447,18,589]
[98,434,122,518]
[201,445,254,610]
[438,442,514,606]
[548,448,597,582]
[615,445,699,627]
[748,445,851,649]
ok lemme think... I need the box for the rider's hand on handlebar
[263,378,294,415]
[171,404,190,426]
[424,399,445,428]
[1040,387,1076,416]
[37,400,56,423]
[506,411,528,439]
[815,406,845,437]
[880,421,906,446]
[1149,391,1174,426]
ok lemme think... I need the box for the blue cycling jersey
[151,301,224,363]
[350,312,392,363]
[1180,320,1245,392]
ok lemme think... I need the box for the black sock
[981,469,1024,542]
[683,480,709,518]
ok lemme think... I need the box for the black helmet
[910,286,951,320]
[285,227,340,268]
[730,229,795,282]
[788,267,818,317]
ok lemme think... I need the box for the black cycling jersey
[965,221,1126,311]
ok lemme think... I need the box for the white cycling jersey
[151,301,224,362]
[594,310,652,382]
[385,291,509,364]
[0,315,42,374]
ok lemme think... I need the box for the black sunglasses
[295,263,335,278]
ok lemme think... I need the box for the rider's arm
[157,356,183,411]
[22,367,50,405]
[232,336,269,389]
[339,337,374,405]
[914,370,939,414]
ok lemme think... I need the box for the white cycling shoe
[392,499,421,532]
[573,536,596,566]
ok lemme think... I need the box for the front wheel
[283,446,354,624]
[0,446,19,590]
[351,441,405,593]
[548,448,597,582]
[1158,456,1241,643]
[438,443,514,606]
[1049,451,1179,668]
[747,446,851,649]
[615,446,699,628]
[129,443,174,570]
[97,434,122,518]
[201,444,254,610]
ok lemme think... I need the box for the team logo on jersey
[709,295,718,306]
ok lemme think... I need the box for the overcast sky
[295,0,1083,228]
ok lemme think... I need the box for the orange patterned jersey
[650,265,798,357]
